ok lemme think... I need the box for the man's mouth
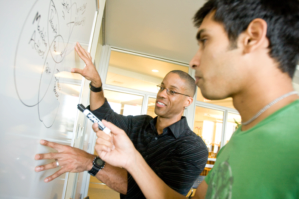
[195,76,202,84]
[156,101,167,107]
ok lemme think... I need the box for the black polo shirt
[90,99,208,199]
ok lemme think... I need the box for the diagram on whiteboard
[14,0,89,128]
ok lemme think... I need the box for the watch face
[95,158,104,166]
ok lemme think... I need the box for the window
[106,50,189,93]
[193,106,224,176]
[105,90,143,115]
[147,97,157,118]
[225,113,241,144]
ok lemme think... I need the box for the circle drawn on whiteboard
[14,0,68,107]
[47,0,59,48]
[14,0,91,128]
[14,0,49,107]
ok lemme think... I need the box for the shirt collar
[148,116,190,139]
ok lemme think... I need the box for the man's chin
[202,91,230,101]
[154,109,165,117]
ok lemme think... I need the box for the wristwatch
[88,156,105,176]
[89,82,102,92]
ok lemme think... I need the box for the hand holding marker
[77,104,111,135]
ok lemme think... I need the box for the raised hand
[72,42,101,87]
[93,120,138,170]
[35,140,95,182]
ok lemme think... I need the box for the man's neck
[155,114,182,135]
[233,72,298,131]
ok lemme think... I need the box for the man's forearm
[94,163,128,194]
[127,152,186,199]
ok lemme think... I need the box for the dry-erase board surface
[0,0,96,198]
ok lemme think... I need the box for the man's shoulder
[270,99,299,122]
[236,100,299,137]
[253,100,299,134]
[180,129,206,145]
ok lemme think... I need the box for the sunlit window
[225,113,241,143]
[146,97,157,118]
[108,102,121,114]
[123,104,142,116]
[193,106,224,176]
[106,50,188,93]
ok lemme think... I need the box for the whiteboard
[0,0,96,198]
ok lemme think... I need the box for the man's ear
[184,97,193,108]
[241,18,269,54]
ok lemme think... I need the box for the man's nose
[189,50,201,69]
[157,88,168,98]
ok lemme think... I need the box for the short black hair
[168,70,196,97]
[194,0,299,78]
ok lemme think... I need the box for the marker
[77,104,111,135]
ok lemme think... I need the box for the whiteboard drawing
[14,0,88,128]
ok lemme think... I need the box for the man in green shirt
[93,0,299,198]
[204,100,299,198]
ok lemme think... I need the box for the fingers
[78,43,90,58]
[35,160,62,172]
[71,67,83,75]
[75,42,91,63]
[75,43,89,63]
[39,140,64,151]
[96,137,113,150]
[43,168,67,183]
[87,52,92,59]
[35,140,67,160]
[92,123,99,132]
[102,120,125,136]
[95,144,110,155]
[35,159,68,182]
[95,129,113,149]
[35,152,61,160]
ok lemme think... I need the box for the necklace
[241,91,298,125]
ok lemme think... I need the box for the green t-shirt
[205,100,299,199]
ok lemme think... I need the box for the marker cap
[103,128,111,135]
[78,104,86,112]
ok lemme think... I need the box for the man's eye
[160,86,165,90]
[169,90,176,95]
[200,38,207,45]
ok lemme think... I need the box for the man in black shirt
[34,43,208,198]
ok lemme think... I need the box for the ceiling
[109,51,188,79]
[103,0,299,85]
[104,0,205,64]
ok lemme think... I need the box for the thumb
[102,120,124,136]
[99,151,107,161]
[92,123,99,132]
[71,68,83,75]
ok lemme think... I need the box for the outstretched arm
[94,121,208,199]
[72,42,105,111]
[35,140,128,194]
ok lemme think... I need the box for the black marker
[77,104,111,135]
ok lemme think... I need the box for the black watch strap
[88,156,105,176]
[88,166,100,176]
[89,82,102,92]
